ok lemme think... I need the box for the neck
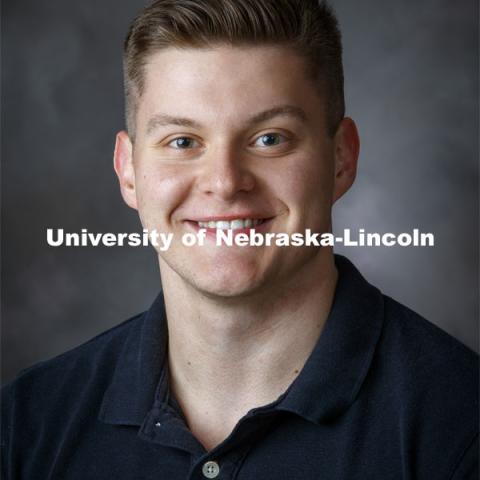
[160,250,338,450]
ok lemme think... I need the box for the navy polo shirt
[2,256,478,479]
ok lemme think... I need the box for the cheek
[274,153,335,209]
[135,165,193,222]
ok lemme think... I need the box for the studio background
[2,0,478,385]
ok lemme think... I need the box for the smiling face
[114,45,358,298]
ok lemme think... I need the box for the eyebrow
[145,105,307,137]
[249,105,307,125]
[146,115,202,135]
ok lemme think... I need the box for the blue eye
[253,133,285,147]
[168,137,199,149]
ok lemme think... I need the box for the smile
[197,218,266,230]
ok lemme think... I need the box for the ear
[332,117,360,203]
[113,130,138,210]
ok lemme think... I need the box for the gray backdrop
[2,0,478,385]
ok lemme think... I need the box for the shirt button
[202,460,220,478]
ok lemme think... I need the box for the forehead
[136,45,325,132]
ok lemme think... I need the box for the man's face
[115,45,357,298]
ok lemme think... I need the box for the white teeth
[230,219,244,229]
[196,218,265,230]
[217,221,230,229]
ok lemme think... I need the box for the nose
[196,144,256,199]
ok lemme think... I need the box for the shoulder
[379,294,478,383]
[1,311,145,416]
[1,311,150,479]
[373,295,478,470]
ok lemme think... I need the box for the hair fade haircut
[123,0,345,138]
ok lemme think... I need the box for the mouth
[185,216,273,237]
[196,218,266,230]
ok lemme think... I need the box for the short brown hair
[124,0,345,138]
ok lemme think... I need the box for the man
[2,0,478,479]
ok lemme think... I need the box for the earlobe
[113,131,138,210]
[332,117,360,203]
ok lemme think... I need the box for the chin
[194,265,263,299]
[159,246,275,299]
[193,280,263,300]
